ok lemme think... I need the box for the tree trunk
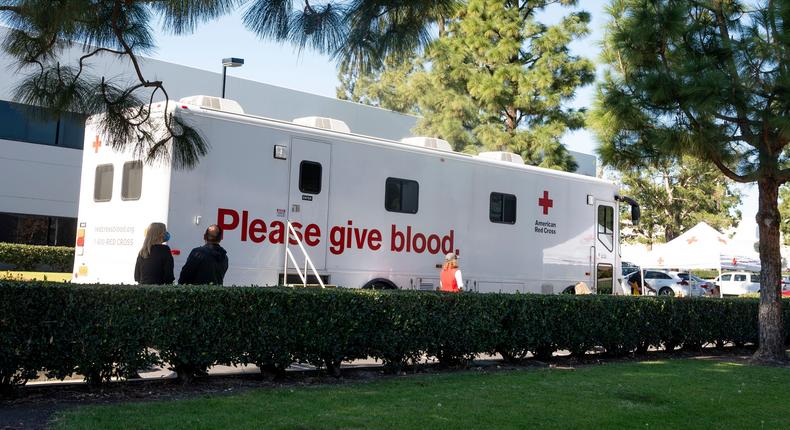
[752,176,788,364]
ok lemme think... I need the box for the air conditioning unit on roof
[178,95,244,114]
[292,116,351,133]
[476,151,525,165]
[400,137,453,152]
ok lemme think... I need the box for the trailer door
[288,138,331,270]
[595,202,616,294]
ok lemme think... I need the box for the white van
[714,272,760,296]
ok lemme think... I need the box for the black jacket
[134,244,175,284]
[178,243,229,285]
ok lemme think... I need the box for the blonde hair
[140,222,166,258]
[443,259,458,270]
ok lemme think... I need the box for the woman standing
[439,252,463,293]
[134,222,175,284]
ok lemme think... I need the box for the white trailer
[72,96,639,294]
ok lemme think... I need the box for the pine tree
[340,0,595,171]
[590,0,790,363]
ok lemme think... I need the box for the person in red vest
[439,252,463,292]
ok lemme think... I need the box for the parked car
[676,272,713,296]
[713,272,760,296]
[622,269,692,297]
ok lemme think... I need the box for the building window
[0,212,77,247]
[490,192,517,224]
[597,205,614,251]
[121,161,143,200]
[385,177,419,214]
[94,164,114,202]
[299,161,322,194]
[0,100,85,148]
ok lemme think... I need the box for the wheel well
[361,278,398,290]
[562,285,576,294]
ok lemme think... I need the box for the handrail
[283,220,326,288]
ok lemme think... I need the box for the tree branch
[709,154,755,183]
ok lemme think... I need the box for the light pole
[221,57,244,98]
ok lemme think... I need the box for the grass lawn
[0,271,71,282]
[53,359,790,429]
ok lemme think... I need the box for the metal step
[285,284,337,288]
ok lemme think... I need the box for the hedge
[1,282,787,394]
[0,243,74,272]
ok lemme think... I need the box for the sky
[149,0,759,244]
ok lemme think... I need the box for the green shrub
[1,282,787,394]
[0,243,74,272]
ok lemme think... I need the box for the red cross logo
[686,236,697,245]
[92,135,101,153]
[538,191,553,215]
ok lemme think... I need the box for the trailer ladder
[283,220,326,288]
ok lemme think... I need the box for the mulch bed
[0,347,769,430]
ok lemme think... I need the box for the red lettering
[288,222,304,245]
[217,208,239,232]
[330,225,345,254]
[368,229,382,251]
[442,230,454,255]
[406,226,412,252]
[249,219,267,243]
[427,234,441,254]
[269,221,285,244]
[412,233,426,253]
[346,220,353,249]
[304,224,320,247]
[241,210,249,242]
[391,225,404,252]
[353,227,368,248]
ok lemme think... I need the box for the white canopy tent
[632,222,760,272]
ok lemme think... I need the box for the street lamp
[221,57,244,98]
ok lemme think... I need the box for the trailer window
[299,161,322,194]
[489,192,516,224]
[93,164,114,202]
[385,177,419,214]
[597,205,614,251]
[121,161,143,200]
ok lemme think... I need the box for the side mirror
[616,195,640,225]
[631,204,641,225]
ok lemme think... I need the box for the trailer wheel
[659,287,675,297]
[561,286,576,294]
[362,278,398,290]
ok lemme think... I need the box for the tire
[561,285,576,294]
[659,287,675,297]
[361,278,397,290]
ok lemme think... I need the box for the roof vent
[477,151,525,165]
[292,116,350,133]
[400,137,453,152]
[178,95,244,114]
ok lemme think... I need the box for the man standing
[178,224,229,285]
